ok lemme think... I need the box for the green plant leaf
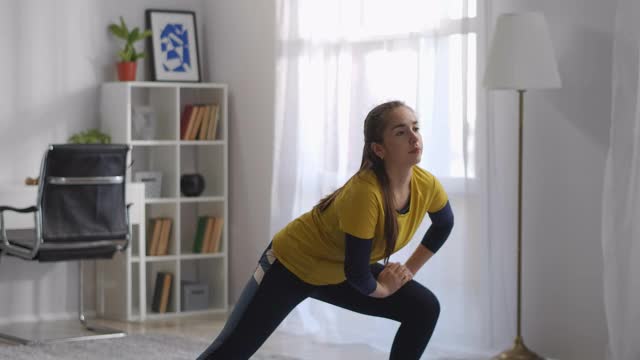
[108,24,127,39]
[118,49,132,62]
[119,16,128,35]
[68,129,111,144]
[109,16,151,63]
[134,29,152,42]
[128,28,140,44]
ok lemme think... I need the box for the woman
[198,100,454,359]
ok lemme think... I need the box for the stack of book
[192,216,224,253]
[148,218,173,256]
[151,272,173,313]
[180,104,220,140]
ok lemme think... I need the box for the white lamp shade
[483,12,561,90]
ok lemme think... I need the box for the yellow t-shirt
[272,165,448,285]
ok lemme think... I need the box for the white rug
[0,333,299,360]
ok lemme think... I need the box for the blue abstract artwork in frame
[160,23,191,73]
[147,9,200,81]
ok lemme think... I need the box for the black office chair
[0,144,131,344]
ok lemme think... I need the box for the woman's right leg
[311,263,441,360]
[197,245,314,360]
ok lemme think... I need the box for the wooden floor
[98,314,388,359]
[0,315,552,359]
[0,314,388,359]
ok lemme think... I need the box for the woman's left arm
[404,201,454,275]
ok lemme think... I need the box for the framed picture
[146,9,201,82]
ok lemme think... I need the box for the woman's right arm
[344,233,378,295]
[344,233,412,298]
[368,282,391,298]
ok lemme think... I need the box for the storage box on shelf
[99,81,228,321]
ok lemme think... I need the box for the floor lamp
[483,12,561,360]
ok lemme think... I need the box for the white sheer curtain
[602,0,640,359]
[271,0,512,357]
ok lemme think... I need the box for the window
[278,0,482,195]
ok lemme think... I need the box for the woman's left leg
[311,263,440,360]
[197,244,314,359]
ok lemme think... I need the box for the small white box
[134,171,163,198]
[181,281,209,311]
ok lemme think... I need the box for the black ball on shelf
[180,174,205,197]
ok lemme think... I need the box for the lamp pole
[493,89,543,360]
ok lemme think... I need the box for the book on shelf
[192,216,208,253]
[183,106,200,140]
[202,216,215,253]
[180,104,220,141]
[151,272,173,313]
[208,217,224,253]
[192,105,207,140]
[157,218,172,256]
[148,218,162,256]
[179,104,194,140]
[147,217,172,256]
[197,106,211,140]
[190,216,223,253]
[209,104,219,140]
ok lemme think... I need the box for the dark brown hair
[314,100,408,264]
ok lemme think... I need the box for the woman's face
[372,106,422,167]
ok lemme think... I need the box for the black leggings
[197,244,440,360]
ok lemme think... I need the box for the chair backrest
[38,144,129,243]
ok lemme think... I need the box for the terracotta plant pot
[117,61,137,81]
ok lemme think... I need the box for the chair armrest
[0,205,39,260]
[0,206,38,213]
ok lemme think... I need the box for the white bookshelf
[98,81,229,321]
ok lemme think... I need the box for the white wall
[489,1,614,359]
[203,0,276,302]
[0,0,616,358]
[0,0,207,323]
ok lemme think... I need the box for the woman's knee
[419,289,440,324]
[428,289,441,317]
[399,283,440,325]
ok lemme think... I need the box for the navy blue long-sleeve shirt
[344,201,454,295]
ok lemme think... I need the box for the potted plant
[68,129,112,144]
[108,16,152,81]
